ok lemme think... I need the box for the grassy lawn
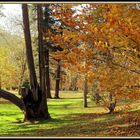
[0,91,140,137]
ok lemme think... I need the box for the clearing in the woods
[0,91,140,137]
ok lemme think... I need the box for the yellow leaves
[127,18,132,26]
[87,71,95,83]
[94,40,109,50]
[109,28,114,32]
[51,3,140,101]
[104,42,108,48]
[63,36,68,42]
[94,41,102,47]
[63,4,75,9]
[89,25,98,34]
[63,62,70,68]
[94,27,98,33]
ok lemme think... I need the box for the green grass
[0,91,140,137]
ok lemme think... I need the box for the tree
[0,4,51,122]
[22,3,51,121]
[50,3,140,112]
[83,76,88,107]
[43,4,52,98]
[54,60,61,98]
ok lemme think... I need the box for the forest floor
[0,91,140,138]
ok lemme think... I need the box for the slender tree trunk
[0,75,1,90]
[37,4,51,119]
[37,4,45,95]
[44,4,52,98]
[22,4,38,102]
[54,60,61,99]
[83,76,88,107]
[45,49,52,98]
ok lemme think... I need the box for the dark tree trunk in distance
[83,76,88,107]
[45,48,52,98]
[107,93,116,114]
[54,60,61,99]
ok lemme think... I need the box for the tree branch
[0,89,25,111]
[92,57,140,74]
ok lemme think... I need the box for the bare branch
[0,89,25,111]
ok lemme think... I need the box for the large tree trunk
[21,4,51,121]
[36,4,51,119]
[54,60,61,99]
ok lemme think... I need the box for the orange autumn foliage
[49,3,140,99]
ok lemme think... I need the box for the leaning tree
[0,4,51,122]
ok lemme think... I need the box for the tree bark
[37,4,45,95]
[44,5,52,98]
[0,75,1,90]
[45,49,52,98]
[22,4,38,101]
[54,60,61,99]
[37,4,51,120]
[83,76,88,107]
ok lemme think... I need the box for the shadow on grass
[1,109,140,137]
[29,110,140,137]
[1,100,140,137]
